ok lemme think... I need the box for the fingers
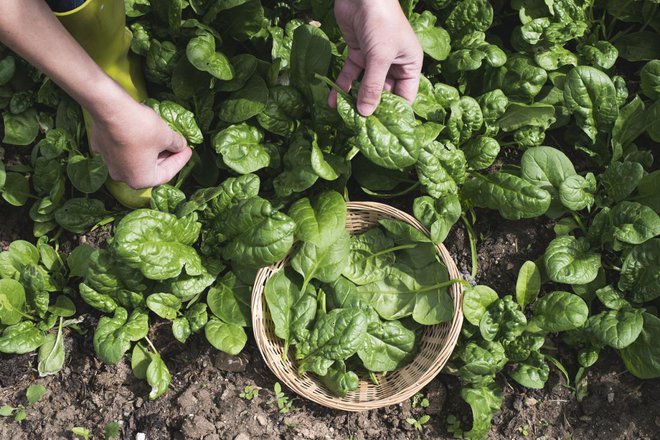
[384,77,396,92]
[394,75,421,105]
[154,147,193,186]
[357,51,392,116]
[329,57,362,108]
[166,130,188,153]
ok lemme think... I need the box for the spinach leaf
[544,236,600,285]
[213,123,271,174]
[619,313,660,379]
[564,66,619,141]
[462,172,551,220]
[337,91,441,170]
[296,308,368,376]
[264,269,317,349]
[112,209,202,281]
[357,319,417,372]
[531,291,589,332]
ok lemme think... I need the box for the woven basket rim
[251,201,464,411]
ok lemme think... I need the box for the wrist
[83,75,135,124]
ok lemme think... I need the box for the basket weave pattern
[252,202,464,411]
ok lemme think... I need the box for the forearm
[0,0,129,121]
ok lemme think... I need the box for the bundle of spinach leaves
[264,191,462,396]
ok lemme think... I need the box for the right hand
[89,97,192,190]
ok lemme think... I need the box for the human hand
[331,0,423,116]
[89,96,192,190]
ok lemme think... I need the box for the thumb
[154,147,192,186]
[166,131,188,153]
[357,52,392,116]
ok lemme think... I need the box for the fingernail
[358,104,376,116]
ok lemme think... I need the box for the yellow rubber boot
[55,0,151,208]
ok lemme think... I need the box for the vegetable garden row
[0,0,659,438]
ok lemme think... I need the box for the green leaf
[3,108,39,145]
[54,198,111,234]
[544,236,600,285]
[25,384,47,405]
[66,155,109,194]
[515,261,541,309]
[463,285,498,326]
[509,351,549,389]
[112,209,202,281]
[357,319,417,372]
[497,103,556,132]
[207,272,251,327]
[256,85,305,137]
[149,100,203,145]
[337,91,441,170]
[0,321,45,354]
[146,293,182,320]
[296,308,368,376]
[600,161,645,204]
[563,66,619,141]
[48,295,76,317]
[619,312,660,379]
[186,32,233,80]
[318,361,359,397]
[461,382,502,440]
[462,136,500,170]
[589,309,644,349]
[67,245,96,278]
[222,197,296,267]
[289,25,332,101]
[413,195,461,244]
[37,326,65,376]
[463,172,551,220]
[131,342,151,379]
[2,172,30,206]
[0,278,26,325]
[531,291,589,332]
[204,317,247,355]
[619,238,660,302]
[559,173,596,211]
[146,353,171,400]
[410,11,451,61]
[93,308,148,364]
[613,31,660,62]
[217,75,268,124]
[641,60,660,99]
[342,228,395,285]
[291,231,351,285]
[264,269,316,347]
[288,191,347,248]
[609,201,660,246]
[172,317,191,343]
[213,123,271,174]
[416,141,466,198]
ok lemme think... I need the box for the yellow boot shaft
[55,0,151,208]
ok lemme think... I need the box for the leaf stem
[368,244,418,260]
[571,212,588,235]
[145,336,159,354]
[314,74,352,101]
[461,214,478,278]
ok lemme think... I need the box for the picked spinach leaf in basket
[264,191,463,397]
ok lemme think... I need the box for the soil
[1,205,659,440]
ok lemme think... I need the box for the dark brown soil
[1,209,659,440]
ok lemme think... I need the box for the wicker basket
[251,201,464,411]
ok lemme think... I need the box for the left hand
[330,0,424,116]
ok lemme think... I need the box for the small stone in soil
[214,352,249,372]
[256,414,267,426]
[234,433,251,440]
[524,397,538,407]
